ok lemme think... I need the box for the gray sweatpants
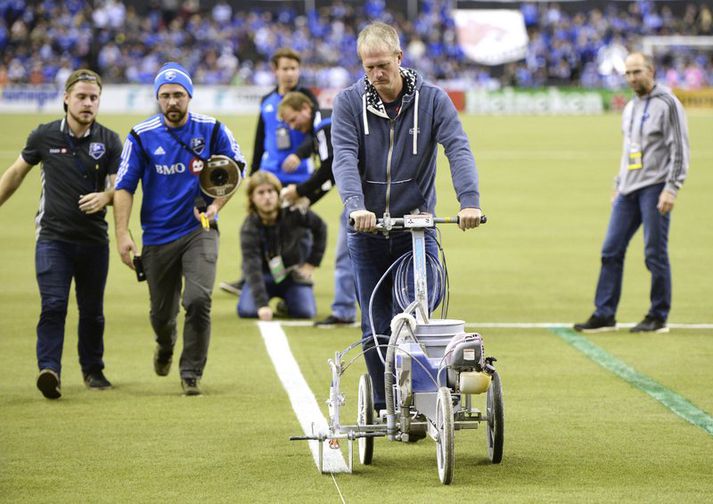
[142,228,218,379]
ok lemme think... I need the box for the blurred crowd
[1,0,712,90]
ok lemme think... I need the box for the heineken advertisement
[466,87,605,115]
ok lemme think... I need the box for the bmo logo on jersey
[154,163,186,175]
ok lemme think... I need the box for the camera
[133,255,146,282]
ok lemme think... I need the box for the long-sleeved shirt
[617,83,689,195]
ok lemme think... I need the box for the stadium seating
[1,0,711,89]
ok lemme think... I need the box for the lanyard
[258,221,282,259]
[627,90,653,144]
[162,116,208,162]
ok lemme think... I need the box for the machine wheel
[486,371,504,463]
[436,387,455,485]
[357,373,374,465]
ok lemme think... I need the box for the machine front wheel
[357,373,374,465]
[486,371,504,463]
[436,387,455,484]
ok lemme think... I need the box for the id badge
[268,255,288,283]
[276,127,291,150]
[628,143,642,170]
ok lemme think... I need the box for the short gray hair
[627,52,655,71]
[357,22,401,59]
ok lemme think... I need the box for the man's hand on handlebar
[457,207,483,231]
[349,209,377,232]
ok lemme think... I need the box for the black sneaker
[573,314,617,333]
[154,346,173,377]
[314,315,356,327]
[219,279,242,296]
[181,377,202,396]
[84,371,113,390]
[630,315,669,333]
[37,369,61,400]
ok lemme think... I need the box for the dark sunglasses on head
[65,70,102,91]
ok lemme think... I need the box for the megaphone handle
[195,196,210,231]
[200,213,210,231]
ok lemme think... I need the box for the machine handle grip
[434,215,487,225]
[348,215,487,228]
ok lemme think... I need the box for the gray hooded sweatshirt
[332,69,479,218]
[617,83,689,196]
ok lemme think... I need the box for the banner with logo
[454,9,528,66]
[0,85,272,114]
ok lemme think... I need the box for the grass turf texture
[1,112,712,502]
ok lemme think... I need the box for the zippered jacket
[332,69,479,218]
[250,86,319,184]
[617,83,689,196]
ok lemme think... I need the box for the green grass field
[1,111,712,503]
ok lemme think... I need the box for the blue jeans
[331,209,357,320]
[594,183,671,321]
[237,274,316,319]
[35,239,109,376]
[347,229,439,410]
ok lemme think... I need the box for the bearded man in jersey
[114,62,246,396]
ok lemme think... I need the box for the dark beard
[164,109,187,125]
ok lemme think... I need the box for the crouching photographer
[237,171,326,320]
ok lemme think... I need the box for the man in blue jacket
[220,48,319,297]
[114,62,246,396]
[249,48,319,185]
[332,22,483,412]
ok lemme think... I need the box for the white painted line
[279,320,359,328]
[257,321,349,473]
[468,322,572,328]
[466,322,713,330]
[278,320,713,330]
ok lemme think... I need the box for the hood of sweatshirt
[360,67,423,155]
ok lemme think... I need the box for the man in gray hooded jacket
[575,52,689,334]
[332,22,482,412]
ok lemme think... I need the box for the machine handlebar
[349,214,487,230]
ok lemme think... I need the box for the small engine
[444,333,491,394]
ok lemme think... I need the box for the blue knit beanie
[154,62,193,98]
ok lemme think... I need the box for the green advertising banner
[465,87,633,115]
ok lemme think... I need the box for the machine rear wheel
[436,387,455,484]
[357,373,374,465]
[486,371,504,463]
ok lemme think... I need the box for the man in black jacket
[0,69,122,399]
[279,92,357,327]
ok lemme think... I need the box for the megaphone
[199,155,243,198]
